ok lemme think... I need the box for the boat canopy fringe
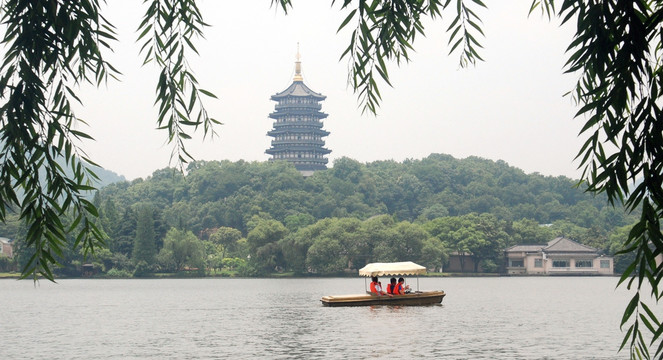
[358,261,427,277]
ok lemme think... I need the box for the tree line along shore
[0,154,636,278]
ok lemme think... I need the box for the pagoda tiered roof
[270,81,326,100]
[265,46,330,175]
[267,128,330,137]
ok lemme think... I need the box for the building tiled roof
[271,81,326,100]
[505,244,545,253]
[545,237,597,253]
[505,237,598,254]
[545,252,598,258]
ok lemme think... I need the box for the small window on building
[534,259,543,268]
[600,260,611,268]
[575,260,593,268]
[552,260,569,268]
[509,260,524,267]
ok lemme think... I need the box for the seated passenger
[369,276,390,296]
[396,277,411,294]
[386,277,397,295]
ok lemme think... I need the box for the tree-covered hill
[1,153,636,276]
[99,154,628,235]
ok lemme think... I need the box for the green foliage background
[0,153,635,277]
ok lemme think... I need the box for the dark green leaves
[335,0,485,114]
[138,0,220,169]
[531,0,663,358]
[0,0,117,281]
[0,0,218,282]
[447,0,486,67]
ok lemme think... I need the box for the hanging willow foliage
[0,0,217,281]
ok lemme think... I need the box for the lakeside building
[265,48,331,177]
[0,237,13,258]
[505,237,613,275]
[446,251,484,273]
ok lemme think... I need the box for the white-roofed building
[505,237,613,275]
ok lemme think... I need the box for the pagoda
[265,49,331,176]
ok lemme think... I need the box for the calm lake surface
[1,277,634,359]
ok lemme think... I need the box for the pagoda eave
[271,81,326,100]
[269,111,328,119]
[267,129,329,136]
[266,147,331,155]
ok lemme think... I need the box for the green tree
[306,217,363,274]
[246,218,288,273]
[370,221,428,263]
[424,214,508,272]
[132,206,156,267]
[306,236,347,274]
[548,220,586,243]
[361,215,398,262]
[114,208,137,256]
[279,218,335,274]
[607,224,638,274]
[209,226,242,259]
[471,213,509,272]
[99,197,121,252]
[283,213,316,233]
[511,218,553,246]
[419,236,447,272]
[417,203,450,222]
[158,228,205,273]
[0,254,14,272]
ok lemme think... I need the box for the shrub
[105,268,133,278]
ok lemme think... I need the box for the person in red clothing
[386,277,397,294]
[395,277,411,295]
[369,276,390,296]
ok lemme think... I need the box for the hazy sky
[76,1,582,181]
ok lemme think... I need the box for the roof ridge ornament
[294,42,303,82]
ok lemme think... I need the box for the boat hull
[321,291,445,307]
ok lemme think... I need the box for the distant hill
[86,164,126,189]
[96,154,636,237]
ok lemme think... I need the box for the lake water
[0,277,635,359]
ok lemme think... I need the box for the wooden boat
[321,290,446,307]
[321,261,446,307]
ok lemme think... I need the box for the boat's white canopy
[358,261,427,277]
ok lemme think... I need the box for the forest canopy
[1,153,635,277]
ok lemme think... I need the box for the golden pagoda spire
[293,43,303,82]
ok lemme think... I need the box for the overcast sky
[76,1,582,181]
